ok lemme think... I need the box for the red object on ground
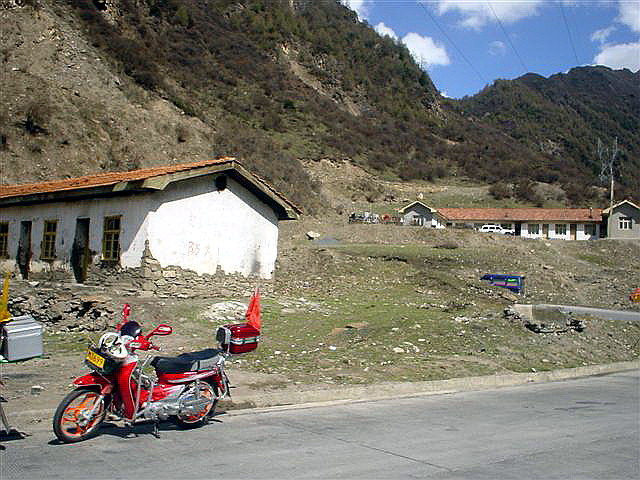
[245,289,261,331]
[631,288,640,303]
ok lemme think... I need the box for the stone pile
[8,288,116,332]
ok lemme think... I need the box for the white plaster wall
[0,196,148,274]
[520,222,599,240]
[0,175,280,278]
[146,175,278,278]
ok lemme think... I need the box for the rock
[31,385,45,395]
[392,347,405,353]
[306,231,321,240]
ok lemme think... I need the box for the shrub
[489,182,512,200]
[22,100,51,135]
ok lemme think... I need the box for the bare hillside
[1,2,215,184]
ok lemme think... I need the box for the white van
[478,224,514,235]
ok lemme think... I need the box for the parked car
[478,224,515,235]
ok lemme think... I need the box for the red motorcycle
[53,295,261,443]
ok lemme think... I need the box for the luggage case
[216,323,259,354]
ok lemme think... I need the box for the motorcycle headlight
[98,332,129,360]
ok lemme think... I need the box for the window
[41,220,57,260]
[500,223,512,229]
[619,217,632,230]
[102,216,121,262]
[529,224,540,235]
[584,224,596,236]
[0,222,8,258]
[555,224,567,235]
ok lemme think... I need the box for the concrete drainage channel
[513,304,640,323]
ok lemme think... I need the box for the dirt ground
[3,216,638,437]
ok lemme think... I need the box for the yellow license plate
[86,349,105,369]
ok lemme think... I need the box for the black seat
[151,348,223,374]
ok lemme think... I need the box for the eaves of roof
[0,157,301,220]
[398,200,437,214]
[602,199,640,215]
[437,208,602,222]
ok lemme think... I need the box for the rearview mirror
[149,324,172,336]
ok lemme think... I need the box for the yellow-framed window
[41,220,57,260]
[0,222,8,258]
[102,216,121,262]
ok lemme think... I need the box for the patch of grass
[44,331,94,354]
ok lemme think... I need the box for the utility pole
[598,137,619,237]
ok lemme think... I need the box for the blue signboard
[480,274,525,294]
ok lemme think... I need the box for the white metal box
[1,315,44,361]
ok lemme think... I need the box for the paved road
[1,371,638,479]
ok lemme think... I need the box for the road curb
[225,360,640,415]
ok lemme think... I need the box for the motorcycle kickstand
[124,421,138,438]
[152,421,160,439]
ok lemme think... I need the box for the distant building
[437,207,602,240]
[398,201,445,228]
[398,202,605,240]
[602,200,640,240]
[0,158,300,282]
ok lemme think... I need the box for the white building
[436,208,602,240]
[0,158,299,282]
[398,204,603,240]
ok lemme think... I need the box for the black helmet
[120,321,142,338]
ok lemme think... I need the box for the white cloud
[590,26,617,44]
[341,0,370,20]
[402,32,451,67]
[593,42,640,70]
[617,1,640,32]
[374,22,398,40]
[433,0,543,30]
[489,40,507,55]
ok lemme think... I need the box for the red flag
[245,288,261,331]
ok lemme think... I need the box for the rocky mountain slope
[1,0,638,212]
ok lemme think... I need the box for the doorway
[17,221,32,279]
[71,218,90,283]
[570,224,577,240]
[542,224,549,239]
[514,223,522,236]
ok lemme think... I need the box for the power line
[416,1,487,86]
[559,1,580,65]
[486,2,529,74]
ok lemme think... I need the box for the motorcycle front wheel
[53,388,106,443]
[174,381,216,429]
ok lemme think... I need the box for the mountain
[451,67,640,202]
[1,1,637,211]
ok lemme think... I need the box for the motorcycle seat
[151,348,224,374]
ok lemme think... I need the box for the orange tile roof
[438,208,602,222]
[0,158,237,200]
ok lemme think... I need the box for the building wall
[146,175,279,277]
[402,205,444,228]
[607,204,640,240]
[0,175,280,279]
[520,222,599,240]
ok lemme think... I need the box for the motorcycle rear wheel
[174,382,216,429]
[53,388,106,443]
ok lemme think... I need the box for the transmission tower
[597,137,619,236]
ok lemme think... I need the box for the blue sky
[341,1,640,98]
